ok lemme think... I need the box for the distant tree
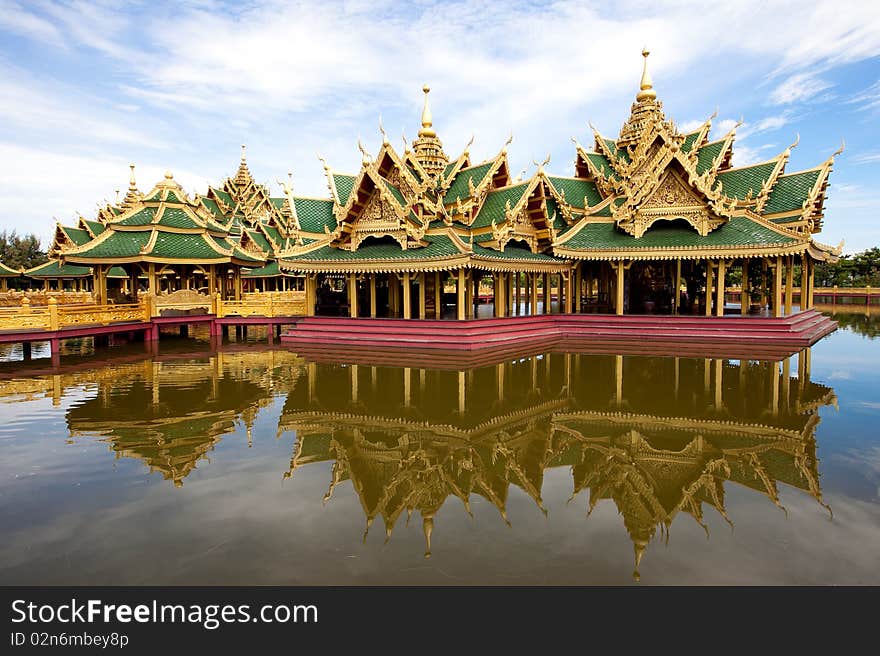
[814,247,880,288]
[0,230,49,270]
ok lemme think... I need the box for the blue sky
[0,0,878,252]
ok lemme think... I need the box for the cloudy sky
[0,0,878,252]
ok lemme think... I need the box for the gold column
[465,271,474,319]
[704,260,714,316]
[506,271,514,317]
[457,268,466,320]
[530,273,538,316]
[419,272,426,320]
[370,274,377,318]
[716,259,726,317]
[564,271,573,314]
[772,256,783,318]
[515,273,521,315]
[674,259,682,314]
[435,272,442,319]
[543,272,550,314]
[807,257,815,309]
[305,274,316,316]
[574,264,582,313]
[402,272,411,319]
[348,273,358,318]
[784,255,794,315]
[741,259,750,315]
[615,260,625,316]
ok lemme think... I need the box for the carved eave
[573,144,617,197]
[802,150,839,233]
[444,149,513,226]
[49,223,76,256]
[375,143,427,198]
[434,150,470,193]
[238,229,270,260]
[750,149,792,213]
[330,164,425,251]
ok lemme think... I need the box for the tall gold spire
[636,48,656,101]
[412,84,448,180]
[119,163,141,209]
[419,85,435,137]
[234,144,253,187]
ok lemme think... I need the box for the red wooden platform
[280,310,836,363]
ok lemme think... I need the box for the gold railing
[0,291,94,307]
[0,297,150,332]
[217,292,306,318]
[0,292,307,332]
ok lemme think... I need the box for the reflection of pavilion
[61,350,303,486]
[279,350,834,579]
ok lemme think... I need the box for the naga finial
[464,134,474,155]
[502,132,513,154]
[379,115,389,144]
[317,153,329,172]
[357,139,371,164]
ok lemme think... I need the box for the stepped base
[280,310,836,364]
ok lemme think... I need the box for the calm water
[1,310,879,585]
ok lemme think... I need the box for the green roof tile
[150,233,226,260]
[716,162,778,200]
[248,229,272,253]
[293,235,461,262]
[0,261,20,276]
[27,260,91,278]
[585,152,618,180]
[548,177,602,209]
[382,178,408,208]
[762,170,822,215]
[560,216,796,251]
[681,131,701,154]
[695,141,726,175]
[117,207,156,226]
[242,261,285,277]
[473,244,559,262]
[62,226,92,246]
[107,266,128,279]
[443,162,494,205]
[333,174,356,205]
[83,219,106,236]
[71,231,152,259]
[293,198,337,233]
[472,183,530,228]
[158,207,202,229]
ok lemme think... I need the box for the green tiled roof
[262,224,282,246]
[0,261,20,276]
[27,260,91,278]
[585,152,618,180]
[291,235,461,262]
[382,178,407,208]
[443,162,494,205]
[200,197,226,219]
[71,231,151,259]
[294,198,337,233]
[150,233,227,260]
[443,160,458,179]
[117,207,156,226]
[546,198,567,231]
[681,131,701,154]
[603,138,630,163]
[716,162,778,200]
[213,189,233,206]
[333,174,356,205]
[82,219,106,236]
[406,164,423,183]
[158,207,201,229]
[247,229,272,253]
[473,244,559,262]
[62,226,92,246]
[165,190,183,204]
[762,170,822,215]
[144,189,162,202]
[548,177,603,209]
[107,266,128,279]
[560,216,797,251]
[695,141,726,174]
[232,247,265,264]
[472,183,530,228]
[242,261,285,277]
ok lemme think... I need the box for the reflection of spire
[633,538,647,582]
[423,515,433,559]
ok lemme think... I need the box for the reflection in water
[0,342,837,581]
[818,303,880,339]
[277,350,834,579]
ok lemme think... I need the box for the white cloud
[846,81,880,112]
[852,152,880,164]
[770,73,832,105]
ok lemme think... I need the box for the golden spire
[419,85,435,137]
[412,84,448,180]
[128,163,137,190]
[120,163,141,209]
[636,48,656,101]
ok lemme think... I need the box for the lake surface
[1,308,878,585]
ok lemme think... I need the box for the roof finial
[114,189,120,204]
[379,115,389,144]
[128,163,137,190]
[240,144,246,162]
[636,48,656,101]
[419,84,435,137]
